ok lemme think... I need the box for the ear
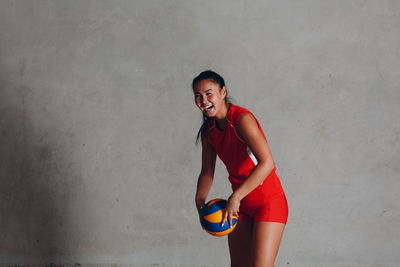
[221,86,227,98]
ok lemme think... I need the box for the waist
[229,168,285,199]
[228,167,277,185]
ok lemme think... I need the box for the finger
[221,210,228,227]
[228,213,233,228]
[197,206,204,216]
[197,202,205,212]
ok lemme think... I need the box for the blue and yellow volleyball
[200,198,238,236]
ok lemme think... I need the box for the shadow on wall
[0,81,79,264]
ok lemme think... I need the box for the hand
[221,194,240,228]
[196,200,205,215]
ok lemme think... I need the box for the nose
[199,95,207,106]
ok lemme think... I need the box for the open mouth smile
[204,105,214,112]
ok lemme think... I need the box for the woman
[193,70,288,267]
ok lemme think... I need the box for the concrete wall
[1,0,399,266]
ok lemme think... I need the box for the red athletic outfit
[205,103,288,223]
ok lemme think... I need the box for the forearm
[231,161,274,201]
[195,173,213,210]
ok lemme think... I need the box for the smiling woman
[194,79,228,125]
[192,71,231,143]
[191,70,288,267]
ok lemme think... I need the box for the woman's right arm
[195,136,217,214]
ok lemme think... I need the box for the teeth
[205,105,213,110]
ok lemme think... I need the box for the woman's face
[193,79,226,118]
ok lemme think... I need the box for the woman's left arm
[221,113,275,227]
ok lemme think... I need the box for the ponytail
[195,114,211,145]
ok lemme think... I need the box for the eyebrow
[195,89,213,94]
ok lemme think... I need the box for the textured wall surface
[1,0,399,266]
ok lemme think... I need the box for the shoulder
[237,113,259,134]
[231,103,251,114]
[237,110,265,144]
[229,104,256,124]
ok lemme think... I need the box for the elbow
[258,159,275,175]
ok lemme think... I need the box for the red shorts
[238,194,288,223]
[230,171,288,224]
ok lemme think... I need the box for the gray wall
[1,0,399,266]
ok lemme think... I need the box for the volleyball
[200,198,238,236]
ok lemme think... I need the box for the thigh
[228,219,253,267]
[256,194,288,224]
[252,221,286,267]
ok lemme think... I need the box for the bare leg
[228,220,253,267]
[252,222,286,267]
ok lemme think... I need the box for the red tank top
[205,103,284,198]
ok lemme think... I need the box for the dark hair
[192,70,231,144]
